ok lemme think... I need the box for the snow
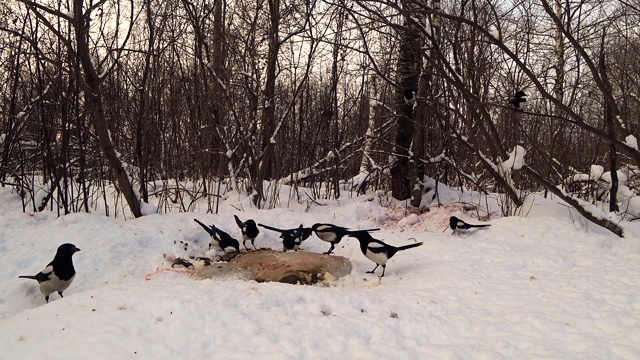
[2,185,640,358]
[396,213,419,228]
[626,135,639,150]
[502,145,526,172]
[590,165,604,181]
[601,170,628,184]
[488,27,499,39]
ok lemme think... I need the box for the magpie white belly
[365,249,388,265]
[40,274,75,296]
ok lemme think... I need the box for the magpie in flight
[348,231,422,277]
[449,216,491,234]
[19,243,81,303]
[311,223,380,255]
[234,215,260,250]
[194,219,241,253]
[258,223,312,251]
[508,90,527,110]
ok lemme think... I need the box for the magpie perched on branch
[19,243,81,303]
[311,223,380,255]
[404,89,416,108]
[508,90,527,110]
[234,215,260,250]
[348,231,422,277]
[258,223,312,251]
[449,216,491,234]
[194,219,241,253]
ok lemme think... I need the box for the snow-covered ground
[1,185,640,359]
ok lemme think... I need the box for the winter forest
[2,0,640,235]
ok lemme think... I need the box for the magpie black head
[449,216,462,230]
[56,243,81,257]
[403,89,416,106]
[508,90,527,110]
[296,225,313,241]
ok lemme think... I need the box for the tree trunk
[74,0,142,218]
[600,33,618,212]
[253,0,280,207]
[392,1,422,200]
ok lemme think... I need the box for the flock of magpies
[18,215,490,303]
[195,216,418,278]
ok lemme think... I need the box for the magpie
[311,223,380,255]
[19,243,81,303]
[449,216,491,234]
[404,89,416,108]
[234,215,260,250]
[348,231,423,277]
[258,223,312,251]
[194,219,241,253]
[508,90,527,110]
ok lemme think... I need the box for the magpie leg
[366,264,380,274]
[45,295,49,303]
[252,240,257,250]
[59,291,64,298]
[324,243,336,255]
[380,265,386,278]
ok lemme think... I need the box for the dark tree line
[2,0,640,236]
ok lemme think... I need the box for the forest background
[2,0,640,236]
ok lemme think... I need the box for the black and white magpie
[404,89,416,108]
[194,219,241,253]
[508,90,527,110]
[19,243,81,303]
[311,223,380,255]
[348,231,423,277]
[449,216,491,234]
[234,215,260,250]
[258,223,312,251]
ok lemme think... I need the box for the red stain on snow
[367,203,481,233]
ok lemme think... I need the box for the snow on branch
[283,119,394,185]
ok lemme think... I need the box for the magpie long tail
[234,214,244,228]
[470,224,491,228]
[258,223,285,233]
[194,219,215,236]
[347,228,380,234]
[397,242,424,251]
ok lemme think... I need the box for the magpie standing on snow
[311,223,380,255]
[19,243,81,303]
[234,215,260,250]
[258,223,312,251]
[508,90,527,110]
[194,219,241,253]
[348,231,423,277]
[449,216,491,234]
